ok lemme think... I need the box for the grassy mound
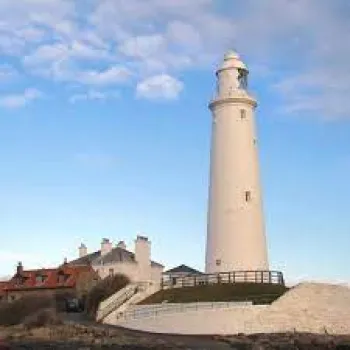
[140,283,288,305]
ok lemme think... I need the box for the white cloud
[0,0,349,115]
[136,74,183,100]
[0,64,17,81]
[273,70,350,120]
[231,0,350,119]
[24,41,111,65]
[24,42,130,86]
[23,41,113,80]
[167,21,202,51]
[24,43,68,65]
[0,88,42,109]
[69,89,120,103]
[16,27,46,42]
[76,66,131,86]
[0,0,74,54]
[119,34,166,58]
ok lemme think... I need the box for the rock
[0,339,10,350]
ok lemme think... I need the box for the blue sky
[0,0,349,285]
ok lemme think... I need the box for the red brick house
[1,262,98,302]
[0,281,8,303]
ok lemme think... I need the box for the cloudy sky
[0,0,349,284]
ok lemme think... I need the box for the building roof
[164,264,203,275]
[4,264,94,292]
[0,281,8,296]
[69,250,100,266]
[69,247,164,268]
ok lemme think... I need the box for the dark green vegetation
[140,283,288,305]
[85,273,130,317]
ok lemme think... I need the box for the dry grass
[22,308,62,330]
[0,295,55,326]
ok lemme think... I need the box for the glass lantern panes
[238,69,248,90]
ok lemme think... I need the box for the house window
[109,268,114,276]
[216,259,221,266]
[57,273,67,284]
[245,191,252,202]
[240,109,246,119]
[35,275,46,284]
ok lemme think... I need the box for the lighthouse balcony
[139,270,286,306]
[161,270,284,289]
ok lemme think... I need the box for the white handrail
[97,281,154,322]
[96,283,139,321]
[119,301,253,321]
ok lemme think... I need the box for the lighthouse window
[216,259,221,266]
[238,69,248,89]
[240,109,246,119]
[245,191,252,202]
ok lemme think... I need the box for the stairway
[96,282,160,324]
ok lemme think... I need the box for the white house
[69,235,164,284]
[162,264,203,288]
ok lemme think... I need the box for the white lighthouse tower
[205,50,269,274]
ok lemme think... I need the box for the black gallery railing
[161,270,285,289]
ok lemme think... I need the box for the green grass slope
[139,283,288,305]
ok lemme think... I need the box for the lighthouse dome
[219,50,248,72]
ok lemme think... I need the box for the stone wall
[113,282,350,335]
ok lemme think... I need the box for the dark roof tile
[69,247,164,268]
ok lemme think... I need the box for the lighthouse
[205,50,269,274]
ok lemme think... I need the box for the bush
[0,294,55,326]
[84,274,130,317]
[22,308,62,330]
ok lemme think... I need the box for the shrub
[22,308,62,330]
[0,294,55,326]
[84,274,130,317]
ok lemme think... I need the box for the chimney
[79,243,87,258]
[101,238,112,256]
[16,261,23,275]
[134,235,151,282]
[116,241,126,250]
[135,235,150,261]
